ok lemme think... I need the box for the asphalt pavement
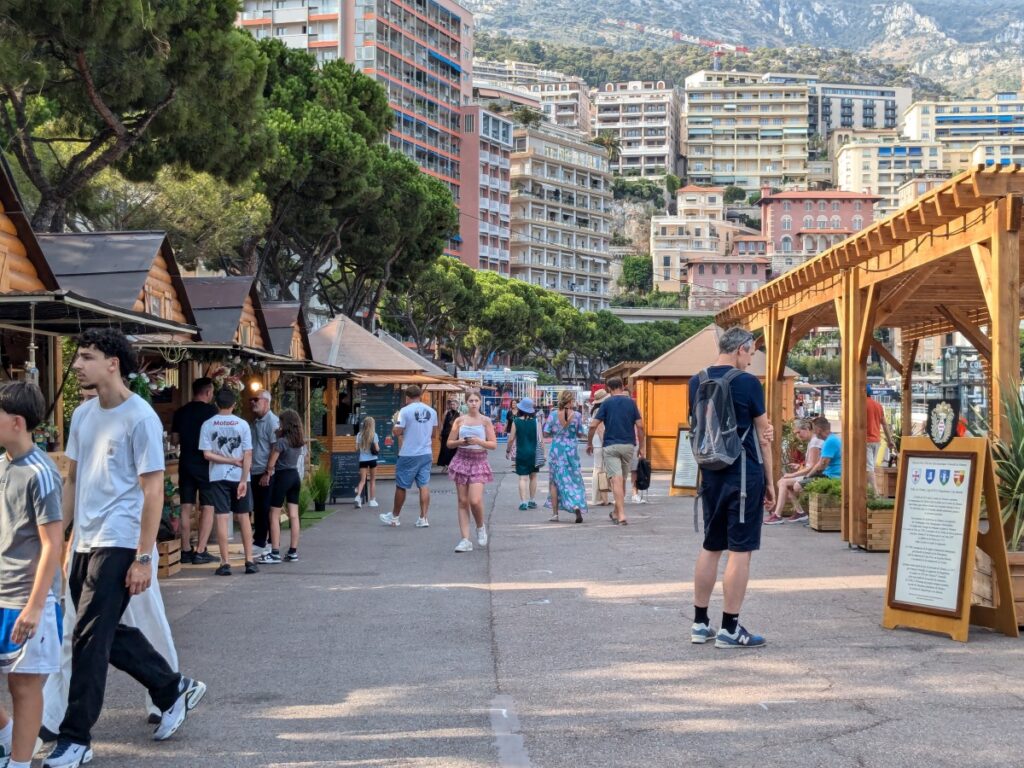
[47,457,1024,768]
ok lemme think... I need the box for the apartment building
[969,139,1024,167]
[762,73,910,139]
[472,80,540,112]
[528,80,593,132]
[649,186,764,309]
[759,190,879,274]
[903,92,1024,173]
[835,137,943,215]
[897,171,952,208]
[510,123,614,311]
[239,0,475,261]
[472,58,573,87]
[592,81,681,178]
[683,70,809,193]
[461,106,512,273]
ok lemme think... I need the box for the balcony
[273,7,308,23]
[277,34,309,48]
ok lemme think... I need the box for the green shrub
[866,496,895,510]
[309,464,332,504]
[298,485,312,517]
[802,477,842,497]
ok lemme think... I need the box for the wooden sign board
[670,425,698,497]
[882,436,1018,642]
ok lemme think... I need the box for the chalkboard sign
[672,426,698,489]
[330,451,360,502]
[355,384,402,466]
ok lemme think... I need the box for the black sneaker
[215,563,231,576]
[245,561,259,574]
[38,725,59,744]
[182,549,196,564]
[192,550,216,565]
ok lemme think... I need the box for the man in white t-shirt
[379,385,438,528]
[199,388,257,576]
[44,329,205,768]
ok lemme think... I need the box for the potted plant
[803,477,842,532]
[864,491,896,552]
[989,385,1024,621]
[308,464,332,512]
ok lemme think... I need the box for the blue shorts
[395,454,432,490]
[700,467,765,553]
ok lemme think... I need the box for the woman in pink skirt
[447,390,497,553]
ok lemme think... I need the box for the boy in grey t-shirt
[0,382,64,768]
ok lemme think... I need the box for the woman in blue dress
[543,390,588,524]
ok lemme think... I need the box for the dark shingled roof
[261,302,311,359]
[182,276,270,348]
[35,232,196,327]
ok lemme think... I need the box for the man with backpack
[688,327,775,649]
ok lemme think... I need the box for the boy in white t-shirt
[199,388,257,576]
[379,385,438,528]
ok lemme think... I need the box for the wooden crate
[808,494,841,532]
[973,548,994,608]
[864,507,895,552]
[157,539,181,579]
[1008,551,1024,626]
[874,467,898,498]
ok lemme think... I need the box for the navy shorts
[700,467,765,553]
[207,480,254,515]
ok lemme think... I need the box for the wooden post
[987,196,1021,443]
[900,340,918,437]
[838,268,872,546]
[326,378,338,449]
[762,306,791,485]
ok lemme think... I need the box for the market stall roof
[631,325,798,380]
[309,314,424,375]
[374,330,452,378]
[35,232,197,329]
[261,302,313,361]
[601,360,648,381]
[0,290,197,336]
[0,157,58,291]
[182,276,271,351]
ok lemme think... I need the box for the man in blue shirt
[688,327,775,649]
[808,416,842,479]
[586,377,645,525]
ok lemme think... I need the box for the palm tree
[592,131,621,164]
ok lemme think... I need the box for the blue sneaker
[715,625,766,649]
[527,501,538,509]
[690,622,718,644]
[518,502,529,511]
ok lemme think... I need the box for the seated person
[767,420,822,525]
[768,416,840,525]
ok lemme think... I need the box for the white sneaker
[153,676,206,741]
[42,741,93,767]
[368,499,379,508]
[415,517,430,528]
[630,494,642,504]
[251,543,270,558]
[477,526,488,547]
[454,538,473,552]
[354,495,362,509]
[379,512,400,526]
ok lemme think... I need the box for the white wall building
[835,137,943,215]
[593,80,681,178]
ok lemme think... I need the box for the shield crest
[953,470,965,487]
[912,469,921,484]
[926,399,960,449]
[939,469,951,485]
[925,468,936,484]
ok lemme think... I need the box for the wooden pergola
[716,165,1023,547]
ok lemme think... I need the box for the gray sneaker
[42,740,93,767]
[690,622,718,644]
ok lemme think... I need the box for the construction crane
[603,17,750,66]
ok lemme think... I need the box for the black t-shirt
[688,365,766,470]
[172,401,219,471]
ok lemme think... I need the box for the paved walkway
[81,460,1024,767]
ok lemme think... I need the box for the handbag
[597,471,610,493]
[534,417,546,469]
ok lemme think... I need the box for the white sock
[10,760,32,768]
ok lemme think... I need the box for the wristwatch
[135,553,152,565]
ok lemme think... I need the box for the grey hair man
[688,326,776,649]
[250,389,279,560]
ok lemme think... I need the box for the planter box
[1008,551,1024,627]
[808,493,841,532]
[157,539,181,579]
[875,467,898,498]
[864,506,895,552]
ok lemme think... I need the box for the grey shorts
[867,442,880,471]
[603,443,635,480]
[395,454,432,489]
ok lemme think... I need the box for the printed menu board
[672,428,698,489]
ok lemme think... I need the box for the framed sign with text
[671,426,698,491]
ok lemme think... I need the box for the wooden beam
[990,196,1022,443]
[900,339,919,436]
[970,241,995,318]
[871,339,903,375]
[936,304,993,361]
[857,283,879,364]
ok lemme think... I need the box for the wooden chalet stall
[631,325,796,471]
[716,164,1024,548]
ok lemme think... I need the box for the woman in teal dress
[506,397,541,511]
[544,390,588,524]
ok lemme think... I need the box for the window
[803,215,813,228]
[832,201,841,212]
[711,265,718,275]
[854,200,863,212]
[698,264,705,275]
[781,216,792,231]
[662,255,670,266]
[818,201,827,212]
[817,216,828,228]
[752,265,758,274]
[725,265,731,275]
[782,201,792,211]
[781,236,792,253]
[739,264,745,274]
[852,215,863,230]
[804,201,813,212]
[831,216,841,228]
[803,236,814,252]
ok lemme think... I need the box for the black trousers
[252,471,273,547]
[60,548,181,746]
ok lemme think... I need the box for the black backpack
[635,457,652,491]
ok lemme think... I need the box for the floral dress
[544,410,588,513]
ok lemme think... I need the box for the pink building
[459,106,512,272]
[685,236,770,312]
[759,189,880,274]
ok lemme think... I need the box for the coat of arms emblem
[928,400,957,449]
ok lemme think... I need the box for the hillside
[466,1,1024,96]
[474,34,954,100]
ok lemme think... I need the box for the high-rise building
[592,81,681,178]
[761,73,911,139]
[510,123,614,311]
[472,59,574,87]
[238,0,475,261]
[649,186,764,308]
[835,137,943,215]
[528,80,593,132]
[903,92,1024,174]
[461,106,512,273]
[758,190,880,274]
[968,139,1024,168]
[683,70,809,193]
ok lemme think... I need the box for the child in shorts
[0,382,64,767]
